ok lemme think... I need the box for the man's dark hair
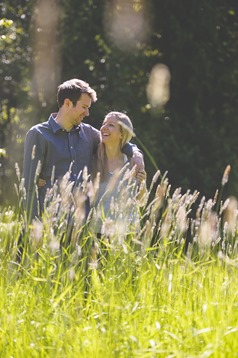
[57,78,97,108]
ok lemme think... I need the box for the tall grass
[0,165,238,357]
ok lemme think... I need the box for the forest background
[1,0,238,207]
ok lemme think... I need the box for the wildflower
[176,205,188,234]
[198,212,219,248]
[29,219,43,249]
[223,222,229,242]
[219,198,230,215]
[188,190,200,206]
[148,169,161,193]
[68,268,76,281]
[204,198,215,212]
[31,145,36,160]
[101,217,115,237]
[221,164,231,186]
[19,178,26,200]
[213,189,218,206]
[87,173,100,205]
[70,244,82,264]
[168,273,172,293]
[50,165,55,186]
[223,196,238,234]
[138,219,154,249]
[171,187,182,203]
[89,245,98,269]
[160,208,172,239]
[196,196,206,219]
[34,160,42,183]
[15,162,21,181]
[71,189,87,239]
[154,180,167,210]
[49,238,60,255]
[81,166,90,193]
[186,242,193,260]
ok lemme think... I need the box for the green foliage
[149,0,238,197]
[1,0,238,205]
[0,1,35,204]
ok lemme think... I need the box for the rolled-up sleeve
[122,142,142,158]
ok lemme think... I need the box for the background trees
[1,0,238,205]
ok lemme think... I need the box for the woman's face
[100,116,122,145]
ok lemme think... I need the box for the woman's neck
[105,144,125,172]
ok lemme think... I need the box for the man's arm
[122,142,145,173]
[23,128,45,222]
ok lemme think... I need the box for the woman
[90,111,147,238]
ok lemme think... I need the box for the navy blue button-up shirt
[23,113,135,220]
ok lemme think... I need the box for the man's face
[68,93,91,127]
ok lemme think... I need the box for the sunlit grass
[0,166,238,357]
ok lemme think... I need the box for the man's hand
[130,151,145,174]
[136,169,147,184]
[38,178,46,188]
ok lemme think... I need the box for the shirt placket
[68,130,77,181]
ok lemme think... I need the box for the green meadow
[0,168,238,357]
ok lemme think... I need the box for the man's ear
[64,98,72,108]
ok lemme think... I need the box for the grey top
[91,163,141,236]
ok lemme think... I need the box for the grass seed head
[223,196,238,234]
[198,212,219,248]
[221,164,231,186]
[29,219,44,249]
[31,145,36,160]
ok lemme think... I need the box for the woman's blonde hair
[95,111,135,180]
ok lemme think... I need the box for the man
[23,78,144,222]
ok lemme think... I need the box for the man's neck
[54,112,73,132]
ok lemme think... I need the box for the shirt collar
[49,113,81,133]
